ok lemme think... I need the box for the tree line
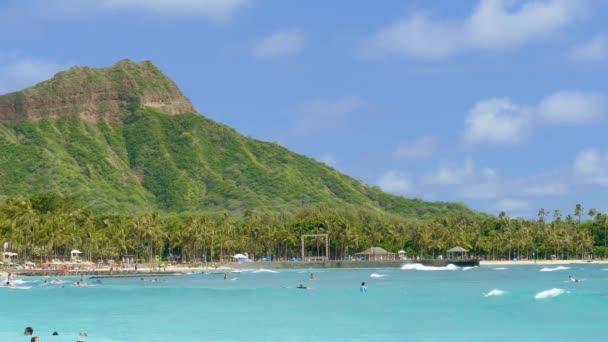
[1,194,607,263]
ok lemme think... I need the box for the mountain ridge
[0,60,476,218]
[0,59,195,123]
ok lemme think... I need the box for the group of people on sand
[23,326,87,341]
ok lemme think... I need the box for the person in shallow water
[30,337,39,342]
[224,273,228,281]
[569,275,579,283]
[296,284,307,289]
[24,326,34,335]
[360,282,367,293]
[77,330,87,341]
[309,273,315,281]
[7,271,15,286]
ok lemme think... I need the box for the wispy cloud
[378,170,412,195]
[0,57,64,94]
[574,149,608,186]
[538,91,608,123]
[464,91,608,145]
[570,33,608,62]
[253,30,306,58]
[33,0,250,22]
[423,158,475,186]
[496,198,530,212]
[361,0,586,60]
[289,96,364,138]
[318,152,336,167]
[464,98,532,145]
[395,136,437,160]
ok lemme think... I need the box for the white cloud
[496,198,530,212]
[418,157,567,201]
[464,91,607,145]
[395,136,437,160]
[378,170,412,195]
[0,58,63,94]
[574,149,608,186]
[423,158,474,186]
[318,153,336,167]
[361,0,585,59]
[253,30,306,58]
[482,167,496,177]
[538,91,607,123]
[39,0,250,22]
[520,182,567,196]
[570,33,608,62]
[464,98,532,145]
[290,96,364,137]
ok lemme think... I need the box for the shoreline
[480,259,608,265]
[3,259,607,277]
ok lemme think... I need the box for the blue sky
[1,0,607,218]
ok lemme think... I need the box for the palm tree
[2,198,39,262]
[575,204,584,225]
[553,209,562,222]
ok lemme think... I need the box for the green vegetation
[0,107,473,217]
[0,195,606,263]
[0,59,494,262]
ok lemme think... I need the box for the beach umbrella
[233,253,248,259]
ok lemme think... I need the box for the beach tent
[3,252,17,264]
[446,246,469,259]
[355,247,397,261]
[233,253,249,263]
[71,250,83,261]
[397,250,407,259]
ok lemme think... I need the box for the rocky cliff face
[0,60,195,122]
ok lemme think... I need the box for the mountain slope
[0,60,474,217]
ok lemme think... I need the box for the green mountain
[0,60,473,217]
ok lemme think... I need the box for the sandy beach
[480,259,608,265]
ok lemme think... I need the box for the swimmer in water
[569,275,579,283]
[360,282,367,293]
[6,272,14,286]
[77,330,87,342]
[296,283,307,289]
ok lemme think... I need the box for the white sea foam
[370,273,385,278]
[492,267,509,270]
[401,263,460,271]
[252,268,279,274]
[535,288,565,300]
[462,266,477,271]
[539,266,570,272]
[484,289,506,297]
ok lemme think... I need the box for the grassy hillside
[0,108,473,217]
[0,60,476,218]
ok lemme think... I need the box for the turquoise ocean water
[2,264,608,341]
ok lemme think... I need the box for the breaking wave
[484,289,506,297]
[539,266,570,272]
[535,288,565,300]
[492,267,509,270]
[252,268,279,274]
[401,263,460,271]
[370,273,385,278]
